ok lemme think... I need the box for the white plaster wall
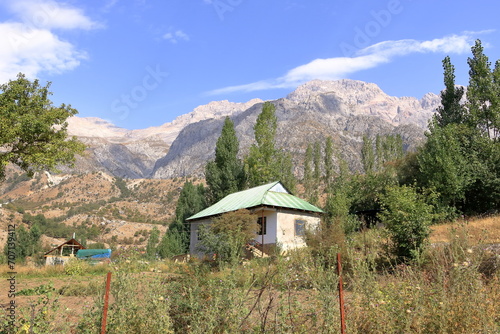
[276,210,320,251]
[45,255,73,265]
[252,209,277,245]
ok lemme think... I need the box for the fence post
[337,253,346,334]
[101,272,112,334]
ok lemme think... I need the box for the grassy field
[1,217,499,333]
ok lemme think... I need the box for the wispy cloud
[206,32,485,96]
[0,0,101,83]
[163,29,190,44]
[5,0,102,30]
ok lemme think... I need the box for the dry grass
[430,215,500,244]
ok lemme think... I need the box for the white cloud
[0,0,99,83]
[5,0,102,30]
[0,22,87,82]
[163,29,190,43]
[206,33,482,96]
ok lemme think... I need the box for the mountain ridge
[65,79,440,179]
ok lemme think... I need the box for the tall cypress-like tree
[362,135,375,174]
[303,143,314,197]
[245,102,296,190]
[313,141,322,181]
[324,137,334,187]
[467,39,499,139]
[205,117,244,204]
[433,56,466,129]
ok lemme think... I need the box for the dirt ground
[0,273,105,331]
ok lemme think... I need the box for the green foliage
[313,140,322,181]
[467,40,500,138]
[205,117,245,204]
[303,143,313,198]
[324,136,334,186]
[434,56,466,127]
[245,102,296,191]
[0,73,86,180]
[169,181,206,253]
[174,181,206,225]
[86,242,106,249]
[146,227,160,260]
[417,124,475,209]
[64,258,90,275]
[77,272,173,333]
[362,135,375,173]
[22,212,101,240]
[3,224,41,261]
[378,185,434,261]
[113,177,131,198]
[197,209,258,266]
[417,40,500,215]
[58,281,102,297]
[17,283,55,296]
[157,227,186,259]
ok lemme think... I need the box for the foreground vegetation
[1,221,498,334]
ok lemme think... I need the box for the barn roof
[187,181,323,221]
[44,238,86,256]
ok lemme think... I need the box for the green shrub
[379,185,434,261]
[64,258,90,275]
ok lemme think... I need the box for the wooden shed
[44,238,86,265]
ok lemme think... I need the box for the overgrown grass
[2,223,498,333]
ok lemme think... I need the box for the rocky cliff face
[66,79,439,179]
[151,79,439,179]
[66,99,263,178]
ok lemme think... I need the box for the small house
[44,238,85,265]
[187,181,323,256]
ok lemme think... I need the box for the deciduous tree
[0,73,85,179]
[245,102,295,190]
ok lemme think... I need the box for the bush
[197,209,258,266]
[64,258,90,275]
[379,185,434,261]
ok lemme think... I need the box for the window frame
[294,219,306,237]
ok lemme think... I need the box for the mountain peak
[287,79,386,102]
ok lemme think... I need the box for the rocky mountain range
[66,79,441,179]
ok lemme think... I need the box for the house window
[295,219,306,236]
[257,217,267,235]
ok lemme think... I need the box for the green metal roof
[187,181,323,221]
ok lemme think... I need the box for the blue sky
[0,0,499,129]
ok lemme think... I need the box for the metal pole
[337,253,346,334]
[101,272,112,334]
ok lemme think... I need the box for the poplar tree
[313,141,321,181]
[324,137,334,187]
[205,117,244,204]
[433,56,466,128]
[362,135,375,173]
[245,102,296,190]
[467,40,500,139]
[303,143,314,197]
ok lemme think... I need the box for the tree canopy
[205,116,244,205]
[418,40,500,214]
[0,73,86,179]
[245,102,296,190]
